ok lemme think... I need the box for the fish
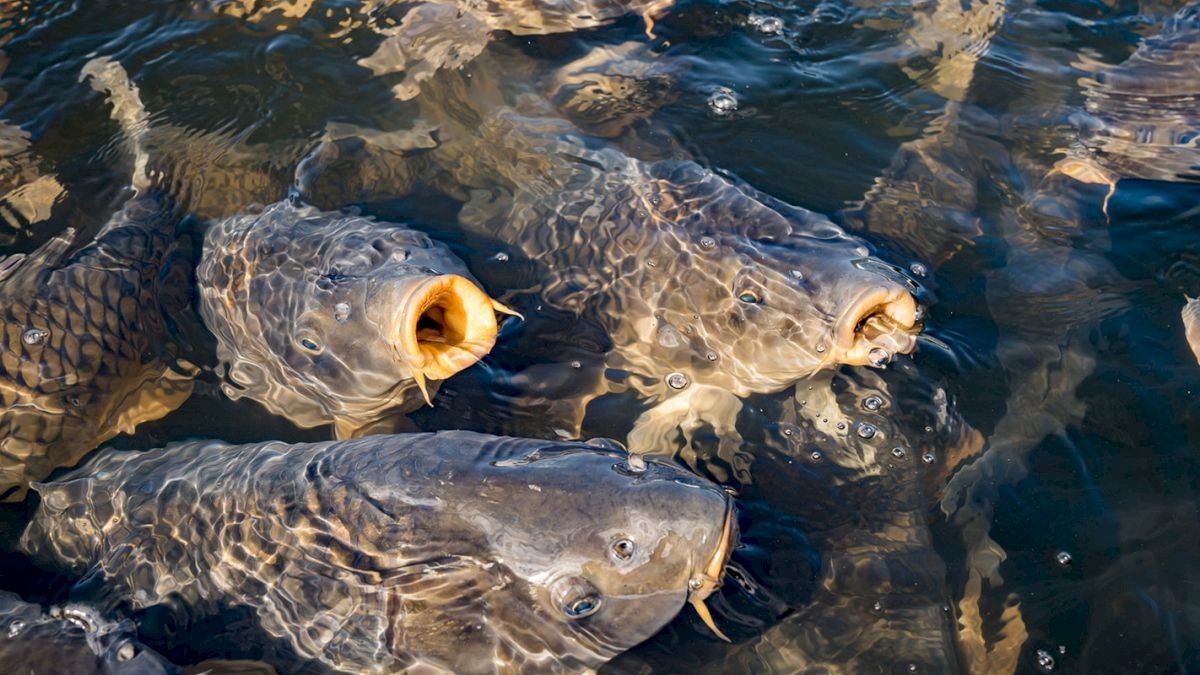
[382,50,925,454]
[1049,1,1200,199]
[20,430,736,674]
[197,202,514,438]
[0,203,196,503]
[83,56,509,438]
[200,0,675,102]
[0,58,200,502]
[0,590,181,674]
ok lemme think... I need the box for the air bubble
[21,328,47,345]
[570,361,581,369]
[700,236,716,249]
[1035,649,1055,672]
[708,87,739,116]
[869,347,890,367]
[666,372,690,390]
[809,450,823,462]
[706,351,719,362]
[921,452,936,465]
[748,13,783,34]
[892,446,907,459]
[863,395,883,411]
[7,620,24,638]
[333,302,351,323]
[627,453,647,472]
[856,423,877,439]
[815,343,826,353]
[909,262,928,277]
[872,601,883,612]
[647,258,658,268]
[489,252,510,263]
[1055,551,1073,566]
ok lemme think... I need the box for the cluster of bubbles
[747,13,784,35]
[707,87,740,116]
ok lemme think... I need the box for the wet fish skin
[1054,1,1200,187]
[21,431,733,675]
[197,201,504,438]
[0,192,194,502]
[450,111,922,399]
[0,590,181,674]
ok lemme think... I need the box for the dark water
[2,0,1199,673]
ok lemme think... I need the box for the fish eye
[737,290,761,304]
[611,538,635,561]
[298,336,322,353]
[562,595,602,619]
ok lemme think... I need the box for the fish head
[656,209,924,395]
[467,446,736,656]
[206,205,511,431]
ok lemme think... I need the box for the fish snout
[394,274,515,404]
[832,284,920,368]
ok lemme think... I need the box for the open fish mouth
[396,274,518,404]
[688,498,737,642]
[833,286,920,367]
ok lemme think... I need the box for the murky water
[1,0,1199,672]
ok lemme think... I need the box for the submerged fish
[0,591,180,674]
[203,0,673,101]
[1050,2,1200,193]
[198,203,512,438]
[20,431,735,674]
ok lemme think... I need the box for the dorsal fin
[0,227,77,289]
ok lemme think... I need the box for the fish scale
[22,431,733,674]
[0,192,194,502]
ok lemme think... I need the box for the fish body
[442,106,921,400]
[0,193,194,501]
[203,0,670,102]
[197,201,507,437]
[21,431,735,674]
[1054,2,1200,187]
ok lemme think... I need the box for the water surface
[1,0,1199,672]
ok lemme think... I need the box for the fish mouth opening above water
[688,499,737,642]
[395,274,517,404]
[833,286,920,366]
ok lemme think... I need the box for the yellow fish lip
[831,286,921,368]
[395,274,504,405]
[688,498,737,642]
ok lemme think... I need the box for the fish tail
[79,56,152,194]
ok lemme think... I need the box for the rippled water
[1,0,1199,672]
